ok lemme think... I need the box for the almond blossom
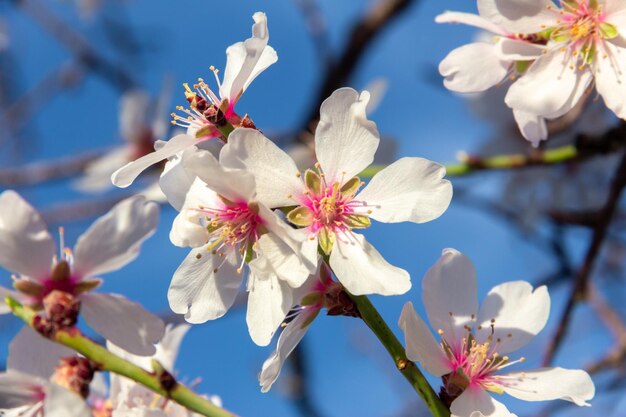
[111,11,277,189]
[0,190,164,355]
[164,150,315,346]
[399,248,595,417]
[219,87,453,296]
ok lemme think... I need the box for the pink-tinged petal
[250,234,312,288]
[246,271,292,346]
[450,385,514,417]
[0,190,55,280]
[81,293,165,356]
[357,157,452,224]
[220,12,278,104]
[0,371,43,408]
[439,42,510,93]
[501,367,594,406]
[168,245,242,323]
[422,249,478,351]
[477,0,559,34]
[220,128,305,208]
[44,383,91,417]
[315,88,380,184]
[111,134,199,188]
[476,281,549,354]
[595,41,626,119]
[8,327,74,379]
[606,0,626,18]
[183,149,256,203]
[73,196,159,277]
[505,52,593,117]
[330,233,410,296]
[495,38,544,61]
[398,302,452,377]
[259,309,313,393]
[159,148,199,211]
[436,11,508,36]
[513,109,547,146]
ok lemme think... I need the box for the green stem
[360,145,578,178]
[6,297,238,417]
[217,122,235,139]
[349,295,450,417]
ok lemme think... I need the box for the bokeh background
[1,0,626,416]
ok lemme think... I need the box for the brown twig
[543,149,626,365]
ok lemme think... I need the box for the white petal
[154,324,190,372]
[259,309,312,393]
[44,383,91,417]
[220,128,304,207]
[8,327,74,379]
[330,233,410,296]
[0,190,55,280]
[450,386,514,417]
[513,109,547,146]
[111,134,198,188]
[0,371,42,408]
[435,11,508,36]
[495,37,544,61]
[477,0,559,34]
[168,245,242,323]
[398,302,452,377]
[501,367,595,406]
[250,233,311,288]
[422,248,478,351]
[158,147,198,211]
[73,196,159,277]
[439,42,510,93]
[75,147,134,192]
[505,52,593,117]
[220,12,277,103]
[595,41,626,119]
[183,149,256,203]
[315,88,380,184]
[246,271,292,346]
[356,157,452,224]
[81,293,165,356]
[476,281,549,354]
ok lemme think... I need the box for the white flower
[165,150,314,346]
[111,12,277,189]
[0,190,164,355]
[219,87,452,296]
[399,248,595,417]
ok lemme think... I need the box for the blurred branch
[544,148,626,365]
[41,192,134,225]
[12,0,135,91]
[293,0,331,69]
[288,342,325,417]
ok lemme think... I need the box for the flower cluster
[438,0,626,145]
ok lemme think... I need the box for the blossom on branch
[399,248,595,417]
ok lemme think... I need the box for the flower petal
[330,232,410,296]
[8,327,74,379]
[81,293,165,356]
[477,0,559,34]
[75,147,134,192]
[398,302,452,377]
[220,128,305,208]
[476,281,549,354]
[439,42,510,93]
[259,309,313,393]
[356,157,452,224]
[450,385,514,417]
[513,109,547,146]
[73,195,159,277]
[220,12,277,104]
[315,88,380,184]
[422,248,478,351]
[501,367,595,406]
[505,52,593,117]
[168,245,242,323]
[111,134,199,188]
[250,233,312,288]
[0,190,55,280]
[159,147,199,211]
[44,383,91,417]
[0,371,43,408]
[495,38,544,61]
[435,11,508,36]
[246,271,292,346]
[595,41,626,119]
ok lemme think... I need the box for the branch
[543,148,626,365]
[349,294,449,417]
[7,297,238,417]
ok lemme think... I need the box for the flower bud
[43,290,81,328]
[51,357,96,399]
